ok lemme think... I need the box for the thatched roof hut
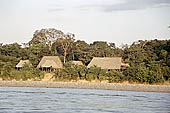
[16,60,31,68]
[72,61,84,66]
[87,57,122,70]
[37,56,63,69]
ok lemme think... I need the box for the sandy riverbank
[0,81,170,93]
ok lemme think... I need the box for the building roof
[37,56,63,69]
[87,57,122,69]
[16,60,31,68]
[72,61,83,66]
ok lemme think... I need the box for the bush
[98,69,107,81]
[55,64,108,81]
[85,66,100,81]
[147,70,164,84]
[10,70,23,81]
[123,64,165,84]
[55,62,79,81]
[107,71,124,83]
[161,66,170,80]
[8,64,44,81]
[55,63,126,82]
[0,62,13,80]
[77,65,87,80]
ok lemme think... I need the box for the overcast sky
[0,0,170,47]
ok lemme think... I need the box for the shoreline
[0,81,170,93]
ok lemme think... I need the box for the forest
[0,28,170,84]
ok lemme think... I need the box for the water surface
[0,87,170,113]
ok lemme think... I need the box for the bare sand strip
[0,81,170,93]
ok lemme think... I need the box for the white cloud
[72,0,170,12]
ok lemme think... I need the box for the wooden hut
[16,60,31,69]
[87,57,122,71]
[37,56,63,71]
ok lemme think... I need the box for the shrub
[147,70,164,84]
[86,66,101,81]
[0,62,13,80]
[77,65,87,80]
[107,71,124,83]
[123,64,165,84]
[8,64,44,81]
[55,62,79,81]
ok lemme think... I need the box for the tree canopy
[0,28,170,83]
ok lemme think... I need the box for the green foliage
[0,28,169,84]
[0,62,13,80]
[54,34,75,63]
[0,43,22,58]
[72,41,122,65]
[123,39,170,83]
[55,62,79,81]
[85,66,99,81]
[28,43,51,66]
[106,71,124,83]
[55,64,124,82]
[72,40,91,65]
[76,65,87,79]
[0,62,43,81]
[11,66,43,81]
[123,63,165,84]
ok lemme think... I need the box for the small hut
[72,61,84,66]
[87,57,122,71]
[37,56,63,71]
[16,60,31,69]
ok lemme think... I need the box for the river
[0,87,170,113]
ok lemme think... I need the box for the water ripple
[0,87,169,113]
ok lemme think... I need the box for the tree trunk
[64,51,67,64]
[72,51,74,60]
[55,45,57,54]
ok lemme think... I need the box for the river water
[0,87,170,113]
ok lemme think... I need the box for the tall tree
[29,28,64,50]
[55,33,75,63]
[28,43,51,66]
[72,40,91,65]
[1,43,22,58]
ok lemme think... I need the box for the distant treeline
[0,28,170,83]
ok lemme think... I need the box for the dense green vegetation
[0,28,169,84]
[55,62,124,83]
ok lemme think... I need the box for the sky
[0,0,170,47]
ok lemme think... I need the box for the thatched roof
[87,57,122,69]
[72,61,83,66]
[16,60,31,68]
[37,56,63,69]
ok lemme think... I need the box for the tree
[29,28,64,50]
[28,43,51,66]
[72,40,91,65]
[55,33,75,63]
[123,39,170,83]
[1,43,22,58]
[0,43,2,47]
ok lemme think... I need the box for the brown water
[0,87,170,113]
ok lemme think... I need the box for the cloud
[47,0,170,13]
[76,0,170,12]
[103,0,170,12]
